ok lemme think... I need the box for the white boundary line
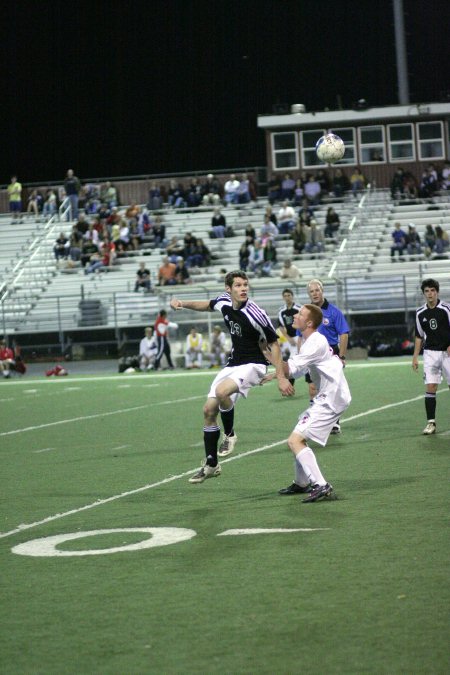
[0,389,446,541]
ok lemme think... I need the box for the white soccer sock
[294,457,311,487]
[296,447,326,486]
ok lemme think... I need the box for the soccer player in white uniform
[412,278,450,435]
[263,303,351,502]
[170,270,292,483]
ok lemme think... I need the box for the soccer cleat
[302,483,334,503]
[278,481,313,495]
[189,462,221,483]
[330,423,341,435]
[423,422,436,435]
[218,434,238,457]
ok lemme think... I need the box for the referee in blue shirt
[304,278,350,434]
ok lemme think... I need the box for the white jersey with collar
[287,331,351,413]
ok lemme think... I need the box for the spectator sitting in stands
[84,222,100,246]
[239,239,251,271]
[194,238,211,267]
[304,174,321,205]
[278,200,296,234]
[264,204,277,227]
[280,172,295,200]
[84,237,115,275]
[158,256,177,285]
[280,258,302,280]
[152,215,167,248]
[268,174,281,204]
[332,168,350,198]
[117,220,130,250]
[244,223,256,244]
[97,204,111,227]
[419,166,439,199]
[391,168,406,200]
[260,214,279,245]
[69,226,83,261]
[208,325,227,367]
[390,222,407,261]
[237,173,251,204]
[125,203,140,230]
[316,169,330,195]
[100,181,118,208]
[27,189,43,219]
[54,232,70,261]
[147,182,163,210]
[324,206,340,239]
[304,219,324,257]
[134,262,152,293]
[210,207,226,238]
[74,212,89,235]
[202,173,221,205]
[262,238,277,276]
[168,180,186,208]
[166,235,184,262]
[293,178,304,206]
[350,167,366,198]
[441,161,450,190]
[139,327,158,371]
[433,225,449,257]
[403,171,418,199]
[81,239,99,267]
[224,174,240,205]
[43,189,57,220]
[291,221,307,255]
[185,327,203,369]
[186,178,202,207]
[175,257,191,284]
[423,224,436,258]
[248,240,265,276]
[137,207,152,237]
[406,224,422,259]
[297,198,314,226]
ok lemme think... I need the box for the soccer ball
[315,133,345,164]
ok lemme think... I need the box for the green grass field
[0,361,448,674]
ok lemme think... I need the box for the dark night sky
[2,0,449,184]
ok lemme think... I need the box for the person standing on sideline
[263,304,351,502]
[305,278,349,434]
[0,339,15,378]
[412,278,450,435]
[170,270,292,483]
[278,288,301,388]
[7,175,22,223]
[153,310,177,370]
[139,326,158,371]
[64,169,81,220]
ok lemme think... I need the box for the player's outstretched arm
[170,297,211,312]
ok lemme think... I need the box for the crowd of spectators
[390,221,449,261]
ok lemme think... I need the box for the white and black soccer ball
[315,133,345,164]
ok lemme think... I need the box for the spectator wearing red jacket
[0,340,15,378]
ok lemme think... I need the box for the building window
[417,121,444,160]
[301,128,355,167]
[388,124,415,161]
[271,132,298,170]
[359,126,385,163]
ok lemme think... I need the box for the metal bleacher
[1,190,449,345]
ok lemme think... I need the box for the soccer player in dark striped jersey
[170,270,293,483]
[412,278,450,435]
[278,288,301,388]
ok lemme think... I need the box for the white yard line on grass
[0,389,446,541]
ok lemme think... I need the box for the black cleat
[302,483,334,503]
[278,481,313,495]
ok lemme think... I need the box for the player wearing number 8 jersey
[170,270,292,482]
[413,278,450,435]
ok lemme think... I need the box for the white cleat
[423,422,436,435]
[189,462,221,483]
[218,434,238,457]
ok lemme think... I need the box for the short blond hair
[307,278,324,292]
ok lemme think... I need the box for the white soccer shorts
[293,403,341,447]
[423,349,450,385]
[207,363,267,400]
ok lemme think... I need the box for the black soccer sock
[219,405,235,437]
[289,378,295,386]
[425,392,436,421]
[204,426,220,466]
